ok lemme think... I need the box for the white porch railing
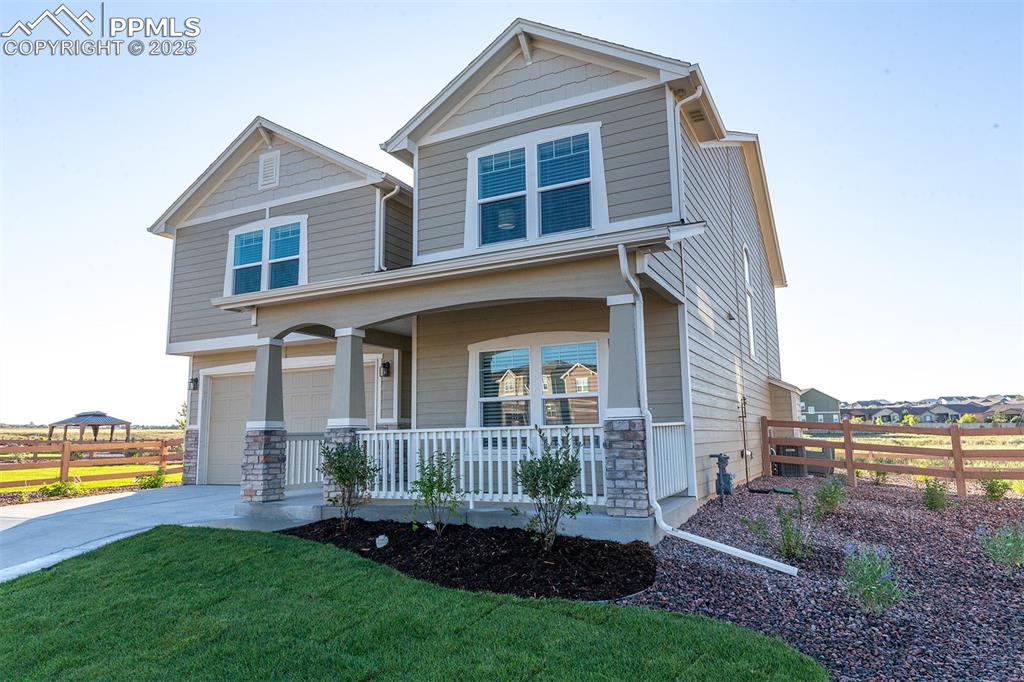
[284,433,324,488]
[651,421,689,499]
[359,425,606,507]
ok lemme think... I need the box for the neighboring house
[799,388,841,423]
[149,19,798,541]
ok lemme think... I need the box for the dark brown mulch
[281,518,656,601]
[0,483,180,506]
[622,476,1024,682]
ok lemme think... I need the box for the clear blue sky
[1,1,1021,424]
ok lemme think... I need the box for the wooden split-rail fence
[0,439,184,490]
[761,418,1024,496]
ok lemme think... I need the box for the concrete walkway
[0,486,297,582]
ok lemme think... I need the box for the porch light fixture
[188,377,199,391]
[379,362,391,378]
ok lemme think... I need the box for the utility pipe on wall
[616,243,797,576]
[376,184,402,272]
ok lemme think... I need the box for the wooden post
[842,419,857,488]
[159,441,168,470]
[951,423,966,497]
[760,416,771,477]
[60,441,72,482]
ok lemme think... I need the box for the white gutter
[674,85,703,222]
[376,184,402,272]
[616,244,797,576]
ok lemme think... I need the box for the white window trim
[257,149,281,191]
[742,244,756,360]
[465,331,609,428]
[222,215,308,297]
[463,122,609,254]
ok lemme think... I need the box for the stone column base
[241,429,287,502]
[603,418,652,518]
[321,427,360,504]
[182,428,199,485]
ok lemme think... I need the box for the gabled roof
[149,117,406,238]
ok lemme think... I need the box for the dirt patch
[0,484,180,506]
[622,476,1024,681]
[282,517,656,601]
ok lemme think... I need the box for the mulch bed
[621,476,1024,682]
[282,518,656,601]
[0,483,180,506]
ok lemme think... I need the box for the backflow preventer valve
[710,453,734,505]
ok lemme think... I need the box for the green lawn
[0,526,825,681]
[0,464,182,493]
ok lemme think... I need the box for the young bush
[843,543,905,614]
[976,524,1024,575]
[319,440,379,531]
[869,468,889,485]
[813,476,845,521]
[981,478,1011,502]
[135,469,165,489]
[410,451,463,536]
[921,477,948,511]
[512,428,590,551]
[38,479,84,498]
[775,491,809,559]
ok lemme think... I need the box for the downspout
[376,184,402,272]
[674,85,702,222]
[616,243,797,576]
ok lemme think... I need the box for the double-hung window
[467,122,606,249]
[469,333,606,427]
[225,216,307,296]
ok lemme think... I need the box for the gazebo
[48,411,132,442]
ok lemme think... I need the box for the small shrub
[740,516,768,540]
[319,440,380,531]
[1012,480,1024,497]
[38,479,84,498]
[843,543,905,614]
[976,524,1024,575]
[512,427,590,551]
[813,476,845,521]
[410,451,463,536]
[869,467,889,485]
[19,491,29,503]
[775,491,809,559]
[921,478,948,511]
[981,478,1011,502]
[135,469,165,489]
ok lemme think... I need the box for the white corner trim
[255,337,284,347]
[606,294,635,306]
[167,332,328,355]
[335,327,365,338]
[246,420,286,430]
[327,418,368,428]
[222,215,309,298]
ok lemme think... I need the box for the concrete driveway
[0,486,293,582]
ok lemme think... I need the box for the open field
[0,526,824,681]
[0,426,181,442]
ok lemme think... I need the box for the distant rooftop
[49,411,131,426]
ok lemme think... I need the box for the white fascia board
[212,222,678,311]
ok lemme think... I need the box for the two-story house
[150,19,799,542]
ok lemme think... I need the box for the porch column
[323,327,366,504]
[241,338,286,503]
[603,294,651,518]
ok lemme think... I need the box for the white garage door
[204,365,377,485]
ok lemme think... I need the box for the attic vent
[257,150,280,190]
[687,109,706,123]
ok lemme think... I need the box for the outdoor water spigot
[710,453,733,505]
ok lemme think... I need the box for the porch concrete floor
[0,485,303,582]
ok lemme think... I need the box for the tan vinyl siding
[417,86,672,256]
[191,140,363,222]
[384,190,413,269]
[436,48,643,135]
[170,187,377,345]
[679,125,782,501]
[644,293,684,422]
[641,244,684,302]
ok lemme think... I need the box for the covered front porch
[231,267,696,540]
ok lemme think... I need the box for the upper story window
[465,122,608,250]
[224,216,307,297]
